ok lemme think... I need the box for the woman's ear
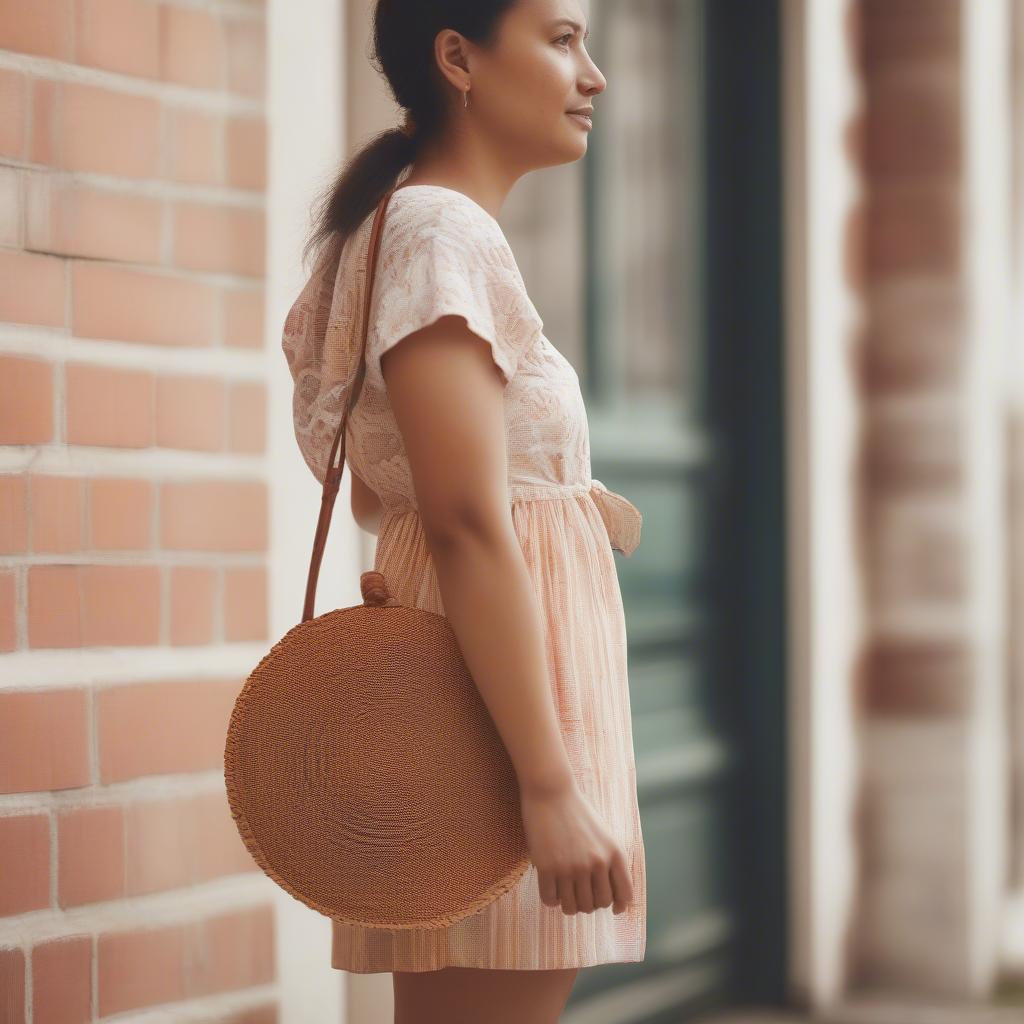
[434,28,472,91]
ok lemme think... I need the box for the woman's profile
[282,1,646,1020]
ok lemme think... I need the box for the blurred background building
[0,1,1023,1023]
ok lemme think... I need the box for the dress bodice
[284,184,641,556]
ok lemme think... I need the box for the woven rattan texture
[224,601,530,930]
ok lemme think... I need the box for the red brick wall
[851,0,1020,993]
[851,0,966,990]
[0,2,276,1020]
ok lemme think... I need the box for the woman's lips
[567,112,593,130]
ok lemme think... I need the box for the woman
[283,1,645,1020]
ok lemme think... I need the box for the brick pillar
[0,2,276,1020]
[852,0,1013,996]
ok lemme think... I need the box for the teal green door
[564,2,787,1020]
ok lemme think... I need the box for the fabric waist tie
[588,478,643,557]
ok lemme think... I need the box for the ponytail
[299,0,517,274]
[301,127,418,274]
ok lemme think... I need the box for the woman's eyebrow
[548,18,591,40]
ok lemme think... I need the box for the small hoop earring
[464,86,470,109]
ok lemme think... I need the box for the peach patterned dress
[283,183,646,973]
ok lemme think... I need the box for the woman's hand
[519,780,635,916]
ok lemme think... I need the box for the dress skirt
[330,482,647,973]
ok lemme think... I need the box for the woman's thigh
[392,965,580,1024]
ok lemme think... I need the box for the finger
[574,872,596,914]
[538,869,559,909]
[610,851,634,913]
[591,865,614,911]
[557,875,578,916]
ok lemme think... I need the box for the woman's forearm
[425,520,575,798]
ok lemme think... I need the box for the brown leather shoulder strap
[302,187,397,622]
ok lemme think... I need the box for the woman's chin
[562,128,589,154]
[539,129,589,167]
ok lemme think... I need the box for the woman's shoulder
[363,185,545,386]
[388,183,498,225]
[364,185,540,316]
[384,185,513,259]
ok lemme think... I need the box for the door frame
[704,0,790,1006]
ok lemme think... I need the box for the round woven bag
[224,570,532,930]
[223,185,531,930]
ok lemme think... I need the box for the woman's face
[447,0,607,168]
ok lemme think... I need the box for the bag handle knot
[360,570,400,607]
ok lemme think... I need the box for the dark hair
[301,0,520,273]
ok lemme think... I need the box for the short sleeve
[363,193,544,390]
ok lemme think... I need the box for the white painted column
[267,0,352,1020]
[962,0,1012,995]
[1005,0,1024,980]
[781,0,863,1008]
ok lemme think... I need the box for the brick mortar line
[92,986,279,1024]
[0,553,268,566]
[0,642,273,686]
[0,330,270,375]
[864,273,969,305]
[864,392,971,417]
[0,251,268,302]
[863,61,965,88]
[0,51,265,117]
[2,162,269,208]
[0,874,274,946]
[0,768,238,810]
[8,245,269,285]
[155,0,267,18]
[868,607,979,640]
[0,450,271,478]
[0,455,271,481]
[0,466,272,489]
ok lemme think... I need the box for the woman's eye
[555,33,573,47]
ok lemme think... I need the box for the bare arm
[380,314,635,917]
[350,466,383,536]
[379,315,574,797]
